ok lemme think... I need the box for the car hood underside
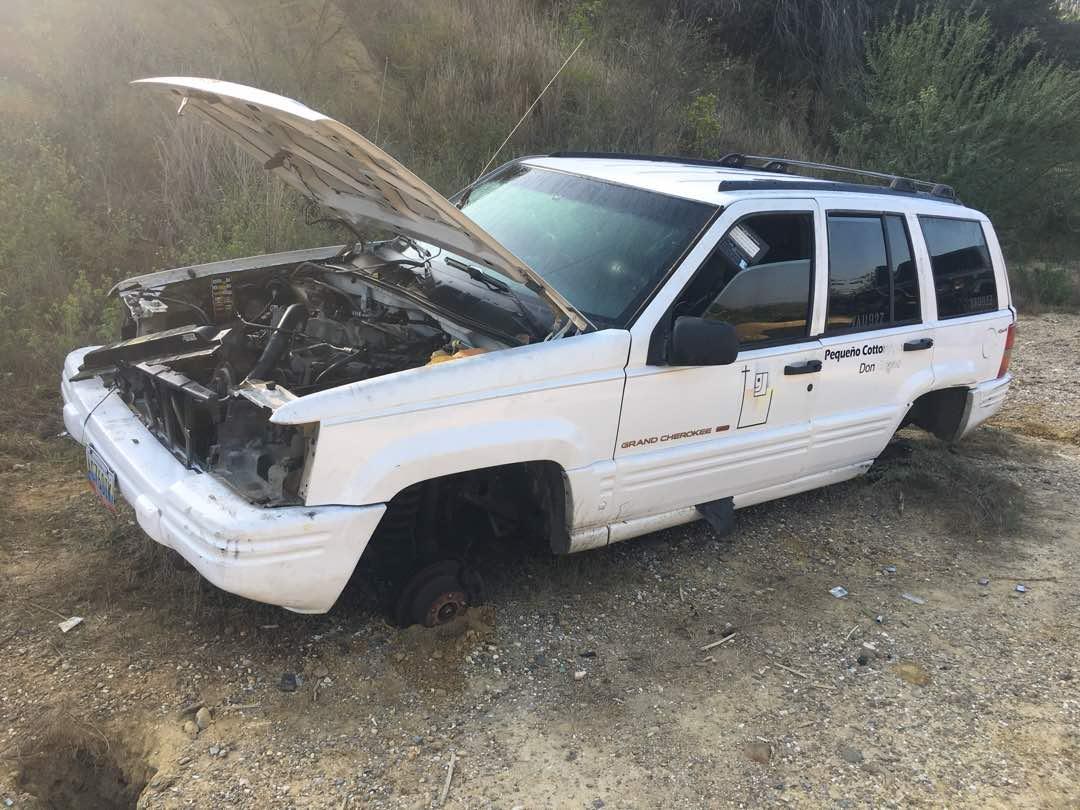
[134,76,589,332]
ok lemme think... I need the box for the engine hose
[247,303,308,381]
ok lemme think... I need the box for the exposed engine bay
[74,240,533,506]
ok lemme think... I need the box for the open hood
[134,77,590,332]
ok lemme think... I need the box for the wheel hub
[395,560,483,628]
[425,589,468,626]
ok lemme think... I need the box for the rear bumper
[61,347,385,613]
[957,373,1012,440]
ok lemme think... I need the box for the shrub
[1008,262,1080,311]
[0,126,134,377]
[837,10,1080,257]
[680,60,819,159]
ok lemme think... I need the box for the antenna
[476,38,586,181]
[372,56,389,145]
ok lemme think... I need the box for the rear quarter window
[918,216,998,318]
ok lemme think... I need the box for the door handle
[903,338,934,352]
[784,359,822,375]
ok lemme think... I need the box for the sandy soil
[1,314,1078,809]
[995,312,1080,445]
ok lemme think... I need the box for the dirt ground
[1,314,1078,809]
[994,313,1080,446]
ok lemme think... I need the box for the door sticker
[738,364,773,428]
[823,342,902,375]
[753,371,769,397]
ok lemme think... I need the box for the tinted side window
[825,213,922,332]
[676,213,813,345]
[826,215,890,331]
[919,216,998,318]
[886,215,920,323]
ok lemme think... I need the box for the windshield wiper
[443,257,548,339]
[444,256,508,291]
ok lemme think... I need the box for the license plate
[86,445,119,512]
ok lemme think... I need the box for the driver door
[612,199,824,523]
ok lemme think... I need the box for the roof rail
[718,153,956,201]
[547,151,735,170]
[545,150,957,203]
[712,179,961,204]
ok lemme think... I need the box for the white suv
[62,78,1016,625]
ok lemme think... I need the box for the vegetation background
[1,0,1079,379]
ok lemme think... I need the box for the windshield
[457,165,716,328]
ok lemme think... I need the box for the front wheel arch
[368,460,572,562]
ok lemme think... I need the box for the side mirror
[669,316,739,366]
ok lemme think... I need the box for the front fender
[290,330,630,506]
[310,416,594,505]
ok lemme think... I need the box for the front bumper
[61,347,385,613]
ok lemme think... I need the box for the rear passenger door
[808,206,936,474]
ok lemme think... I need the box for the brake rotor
[394,560,483,628]
[421,588,469,627]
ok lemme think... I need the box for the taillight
[997,322,1016,379]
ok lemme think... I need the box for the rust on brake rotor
[424,589,468,626]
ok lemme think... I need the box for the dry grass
[0,0,823,379]
[871,432,1027,537]
[1,704,111,764]
[993,417,1080,447]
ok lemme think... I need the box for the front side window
[458,165,716,327]
[918,216,998,318]
[825,213,920,333]
[673,212,814,345]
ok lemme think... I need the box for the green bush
[1009,262,1080,311]
[680,59,820,159]
[837,10,1080,256]
[0,126,134,377]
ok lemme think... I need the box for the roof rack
[711,179,963,204]
[545,150,958,203]
[717,153,957,201]
[548,151,735,170]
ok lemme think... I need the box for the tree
[837,10,1080,255]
